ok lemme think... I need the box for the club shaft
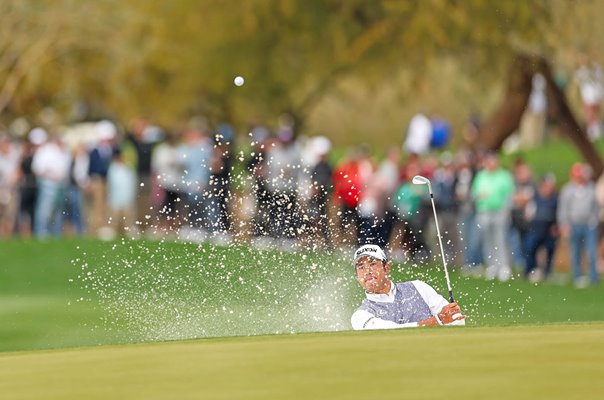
[428,190,455,303]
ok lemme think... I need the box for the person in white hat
[351,244,465,330]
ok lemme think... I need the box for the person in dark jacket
[524,174,559,282]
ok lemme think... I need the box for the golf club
[412,175,455,303]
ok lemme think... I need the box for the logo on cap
[353,245,387,264]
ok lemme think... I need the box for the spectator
[509,160,536,271]
[87,120,117,235]
[404,113,432,155]
[107,150,137,236]
[152,133,183,231]
[13,130,44,236]
[432,152,460,265]
[454,151,483,273]
[354,145,377,245]
[206,125,235,236]
[308,136,333,248]
[246,126,271,238]
[264,127,302,240]
[393,162,431,262]
[574,57,603,140]
[31,133,71,238]
[374,147,401,248]
[332,151,361,246]
[430,117,451,150]
[125,118,160,229]
[62,143,89,236]
[557,163,600,288]
[179,122,212,229]
[332,146,372,246]
[519,73,548,148]
[596,173,604,272]
[0,135,21,236]
[471,152,515,281]
[357,153,385,247]
[524,173,559,282]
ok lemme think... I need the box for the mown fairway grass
[1,238,603,399]
[0,324,603,400]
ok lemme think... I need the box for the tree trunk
[476,53,604,177]
[476,54,533,151]
[541,60,604,177]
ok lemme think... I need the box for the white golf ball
[234,76,245,86]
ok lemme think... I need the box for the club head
[412,175,430,185]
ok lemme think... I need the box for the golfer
[351,244,466,330]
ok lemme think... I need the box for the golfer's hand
[438,302,465,325]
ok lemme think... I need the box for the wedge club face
[412,175,429,185]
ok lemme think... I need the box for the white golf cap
[28,127,48,145]
[96,120,117,141]
[353,244,387,264]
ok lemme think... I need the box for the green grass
[1,239,603,353]
[0,232,603,399]
[0,324,603,400]
[500,135,604,181]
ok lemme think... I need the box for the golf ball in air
[234,76,245,86]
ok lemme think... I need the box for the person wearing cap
[351,244,465,330]
[88,120,118,235]
[557,163,600,288]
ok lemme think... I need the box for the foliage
[1,0,603,148]
[0,1,133,118]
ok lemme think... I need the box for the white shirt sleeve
[351,309,419,330]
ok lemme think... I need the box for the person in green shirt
[471,152,515,281]
[394,178,430,261]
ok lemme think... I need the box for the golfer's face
[355,256,390,293]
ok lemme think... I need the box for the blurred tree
[205,0,548,130]
[2,0,603,176]
[0,0,563,127]
[101,0,547,128]
[0,0,137,121]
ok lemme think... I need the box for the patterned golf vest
[357,281,432,324]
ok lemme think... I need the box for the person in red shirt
[332,151,364,246]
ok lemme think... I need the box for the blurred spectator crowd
[0,113,602,288]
